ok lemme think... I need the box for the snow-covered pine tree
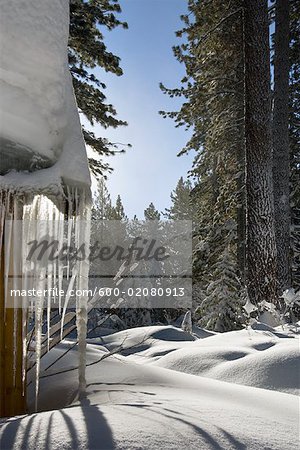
[163,177,193,220]
[144,202,167,324]
[90,178,115,332]
[196,247,245,332]
[160,0,245,330]
[90,187,128,329]
[181,310,192,334]
[143,201,162,278]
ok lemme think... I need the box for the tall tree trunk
[289,0,300,291]
[236,141,246,283]
[237,9,246,283]
[244,0,278,304]
[273,0,291,293]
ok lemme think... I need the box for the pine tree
[144,203,161,221]
[164,177,193,220]
[160,0,245,330]
[273,0,291,292]
[69,0,129,177]
[244,0,278,305]
[110,194,126,220]
[196,249,244,332]
[92,177,113,220]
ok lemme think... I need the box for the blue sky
[89,0,193,218]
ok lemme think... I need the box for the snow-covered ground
[0,324,299,449]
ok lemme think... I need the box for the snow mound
[88,325,198,361]
[154,328,300,394]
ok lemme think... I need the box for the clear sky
[89,0,193,218]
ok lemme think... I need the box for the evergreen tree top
[144,202,161,221]
[110,194,127,220]
[164,177,193,220]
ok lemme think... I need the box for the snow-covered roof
[0,0,91,195]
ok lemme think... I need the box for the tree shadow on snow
[0,414,28,450]
[58,396,116,450]
[115,402,246,450]
[0,399,116,450]
[79,396,116,449]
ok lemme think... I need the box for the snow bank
[154,327,300,395]
[88,325,199,362]
[0,0,90,192]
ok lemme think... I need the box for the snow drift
[153,328,300,394]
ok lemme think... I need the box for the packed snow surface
[0,324,299,449]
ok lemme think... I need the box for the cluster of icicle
[0,187,90,411]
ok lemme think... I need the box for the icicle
[31,195,51,411]
[53,208,59,309]
[4,198,13,305]
[60,269,77,341]
[66,186,73,281]
[12,196,23,387]
[57,212,64,314]
[75,188,91,395]
[46,201,54,352]
[34,279,44,412]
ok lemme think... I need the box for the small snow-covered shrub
[181,310,192,333]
